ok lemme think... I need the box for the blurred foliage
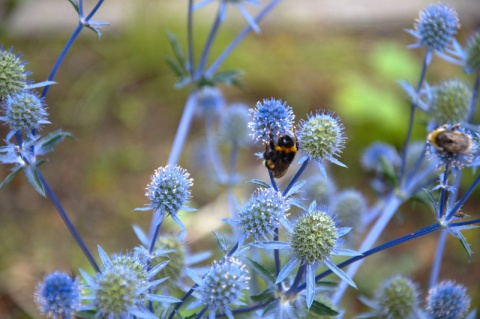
[0,2,479,318]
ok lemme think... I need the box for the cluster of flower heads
[248,98,346,176]
[0,48,49,139]
[360,275,472,319]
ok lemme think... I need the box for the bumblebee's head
[278,135,295,147]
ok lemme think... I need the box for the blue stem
[205,0,281,78]
[438,162,450,219]
[429,229,447,288]
[296,222,443,293]
[149,216,164,254]
[41,0,105,99]
[37,171,100,273]
[282,158,309,196]
[399,48,430,180]
[194,2,225,81]
[167,90,198,166]
[404,142,427,186]
[286,262,306,297]
[446,173,480,220]
[187,0,195,75]
[195,306,208,319]
[205,115,227,183]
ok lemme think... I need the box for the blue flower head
[427,124,478,170]
[219,103,251,147]
[302,174,336,206]
[465,30,480,74]
[34,272,80,319]
[0,91,50,136]
[361,142,400,173]
[298,111,346,170]
[143,164,194,229]
[225,188,290,242]
[81,246,179,319]
[270,201,360,308]
[330,189,367,239]
[370,275,420,319]
[428,79,471,126]
[248,98,295,143]
[188,256,250,319]
[426,280,471,319]
[407,3,459,52]
[195,86,225,118]
[0,47,28,101]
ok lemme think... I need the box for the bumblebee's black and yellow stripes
[264,133,299,178]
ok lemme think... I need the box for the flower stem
[205,0,281,78]
[37,171,100,273]
[399,48,430,180]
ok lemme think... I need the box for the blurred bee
[264,127,299,178]
[428,124,473,155]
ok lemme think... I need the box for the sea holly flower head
[139,164,194,230]
[428,79,471,126]
[34,272,81,319]
[80,246,179,319]
[426,124,478,170]
[195,86,225,118]
[330,189,367,240]
[224,187,291,243]
[407,3,460,52]
[426,280,471,319]
[361,142,400,173]
[219,103,251,147]
[259,201,360,308]
[298,111,346,175]
[465,30,480,74]
[302,174,336,206]
[0,91,50,138]
[187,256,250,319]
[359,275,421,319]
[248,98,295,143]
[0,47,28,101]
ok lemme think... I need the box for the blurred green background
[0,0,479,317]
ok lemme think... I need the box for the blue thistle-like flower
[359,275,421,319]
[0,91,49,136]
[0,47,28,101]
[195,86,225,118]
[224,188,291,243]
[140,164,194,230]
[426,280,471,319]
[81,246,179,319]
[428,79,471,126]
[248,98,295,143]
[298,111,346,173]
[330,189,367,238]
[302,174,336,206]
[34,272,81,319]
[426,124,477,170]
[256,201,360,308]
[219,103,251,147]
[407,3,460,52]
[361,142,400,173]
[465,30,480,74]
[132,227,212,291]
[188,256,250,319]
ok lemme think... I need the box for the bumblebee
[264,129,299,178]
[427,124,473,155]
